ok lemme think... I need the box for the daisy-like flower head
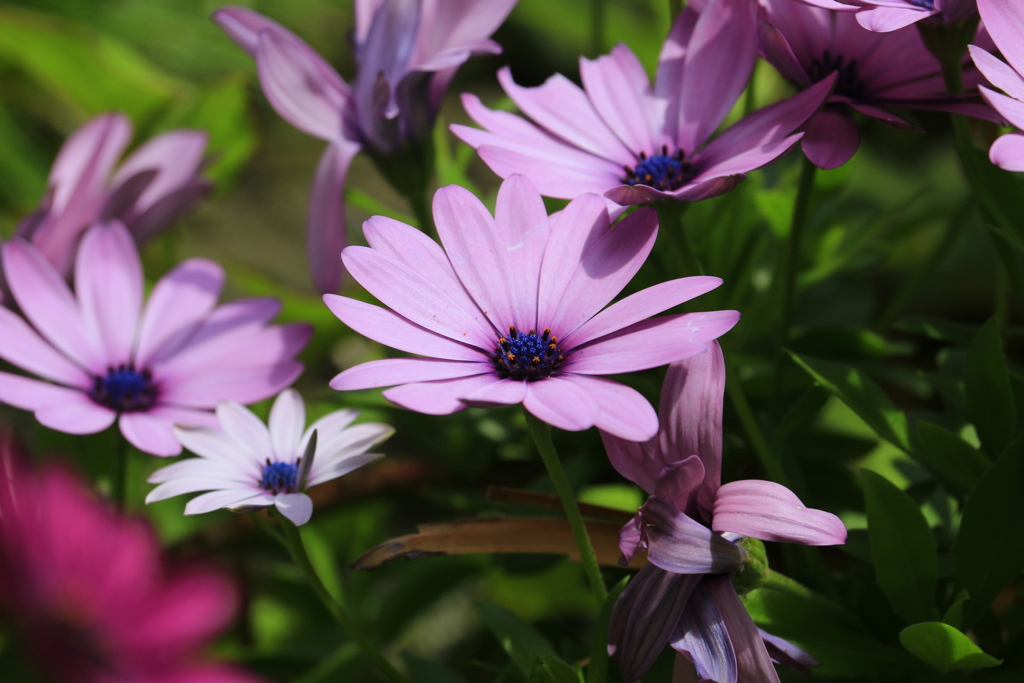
[0,436,264,683]
[326,174,740,442]
[451,0,836,210]
[146,389,394,526]
[969,0,1024,171]
[0,221,311,456]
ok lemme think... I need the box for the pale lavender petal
[119,412,183,457]
[0,306,91,387]
[497,67,634,164]
[308,140,360,294]
[538,193,608,329]
[111,130,207,214]
[216,402,273,462]
[353,0,387,47]
[580,44,658,156]
[969,46,1024,101]
[172,425,263,474]
[600,431,661,494]
[341,246,495,348]
[126,180,212,244]
[185,488,263,515]
[229,493,277,510]
[493,174,551,330]
[160,360,305,410]
[382,374,501,414]
[410,0,517,70]
[301,409,359,451]
[801,106,860,169]
[566,311,739,375]
[759,629,819,676]
[323,295,482,360]
[331,357,490,390]
[567,374,659,442]
[609,566,700,683]
[214,6,287,55]
[989,133,1024,172]
[676,0,758,152]
[149,405,220,429]
[978,0,1024,76]
[354,0,419,143]
[565,276,723,348]
[433,184,517,333]
[2,239,104,372]
[460,377,529,405]
[523,376,601,432]
[147,458,247,486]
[135,259,225,367]
[476,145,622,201]
[606,176,746,206]
[75,221,143,366]
[670,581,737,683]
[858,6,935,32]
[309,423,392,465]
[619,513,643,562]
[275,492,313,526]
[147,478,229,502]
[0,372,91,411]
[308,451,383,487]
[980,86,1024,131]
[706,576,781,683]
[654,456,707,521]
[269,389,305,461]
[642,496,745,574]
[37,392,117,435]
[255,29,349,141]
[655,5,700,142]
[712,479,848,546]
[549,207,659,337]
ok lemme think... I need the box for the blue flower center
[622,147,693,191]
[260,461,299,495]
[491,326,565,382]
[909,0,935,8]
[808,50,866,100]
[89,364,158,412]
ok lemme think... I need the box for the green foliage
[965,318,1016,457]
[914,421,990,496]
[475,602,577,682]
[899,621,1002,672]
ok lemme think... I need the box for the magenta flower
[147,389,394,526]
[0,439,264,683]
[602,343,847,682]
[0,221,311,456]
[969,0,1024,171]
[213,0,518,293]
[326,175,739,442]
[16,112,210,277]
[797,0,977,32]
[451,0,834,208]
[759,0,996,168]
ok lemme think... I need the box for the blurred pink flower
[326,174,739,442]
[451,0,834,208]
[0,221,311,456]
[602,343,846,682]
[0,436,263,683]
[759,0,997,168]
[213,0,518,293]
[797,0,976,32]
[970,0,1024,171]
[147,389,393,526]
[16,113,210,277]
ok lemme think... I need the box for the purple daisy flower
[797,0,977,33]
[970,0,1024,171]
[602,343,847,682]
[16,112,211,278]
[451,0,835,209]
[213,0,518,294]
[759,0,997,168]
[326,174,739,442]
[0,221,311,456]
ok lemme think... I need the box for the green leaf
[788,353,911,452]
[529,656,580,683]
[475,602,560,679]
[955,433,1024,627]
[862,469,938,623]
[300,525,343,603]
[894,316,977,346]
[899,622,1002,672]
[956,145,1024,244]
[942,590,970,630]
[914,422,990,495]
[965,318,1016,457]
[404,653,469,683]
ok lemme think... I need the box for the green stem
[590,0,606,56]
[778,157,817,348]
[112,432,129,512]
[264,511,411,683]
[407,188,435,238]
[726,366,788,486]
[656,202,702,277]
[938,44,972,148]
[523,410,608,605]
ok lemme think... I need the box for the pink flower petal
[36,392,117,435]
[654,456,708,520]
[567,374,659,442]
[461,376,529,406]
[989,132,1024,172]
[0,371,90,411]
[655,5,700,142]
[162,360,304,408]
[119,412,183,457]
[801,106,860,169]
[330,357,490,390]
[669,580,737,683]
[275,492,313,526]
[308,141,361,294]
[476,144,622,200]
[523,377,600,432]
[980,85,1024,131]
[970,46,1024,102]
[0,306,91,387]
[978,0,1024,77]
[642,496,746,574]
[580,44,658,157]
[600,430,662,494]
[111,130,208,214]
[706,576,782,683]
[493,174,551,330]
[382,374,501,414]
[712,479,848,546]
[75,221,143,366]
[757,19,812,88]
[857,6,934,32]
[323,295,482,360]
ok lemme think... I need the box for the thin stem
[778,157,817,348]
[656,202,702,276]
[263,511,411,683]
[523,410,608,605]
[938,46,972,148]
[726,366,788,486]
[590,0,606,56]
[112,432,129,512]
[407,189,435,239]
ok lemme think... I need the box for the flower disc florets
[622,147,694,192]
[89,365,158,412]
[807,50,867,100]
[260,461,299,495]
[490,326,565,381]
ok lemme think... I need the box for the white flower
[146,389,393,525]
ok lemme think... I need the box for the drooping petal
[654,456,707,521]
[706,576,781,683]
[110,130,208,215]
[566,374,659,442]
[118,412,183,457]
[600,431,662,494]
[757,19,813,88]
[269,389,305,462]
[331,357,490,390]
[642,496,746,574]
[308,140,361,294]
[800,106,861,169]
[989,133,1024,172]
[382,374,502,414]
[608,565,701,683]
[671,580,738,683]
[275,492,313,526]
[759,629,819,676]
[712,479,848,546]
[523,376,601,432]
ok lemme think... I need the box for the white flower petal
[216,401,273,461]
[269,388,305,462]
[275,492,313,526]
[184,488,264,515]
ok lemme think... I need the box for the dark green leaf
[788,353,911,452]
[404,653,469,683]
[862,470,938,623]
[529,656,580,683]
[894,316,977,346]
[790,325,892,360]
[957,145,1024,243]
[899,622,1002,671]
[942,590,970,630]
[914,422,990,495]
[955,434,1024,627]
[475,602,558,679]
[965,318,1016,457]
